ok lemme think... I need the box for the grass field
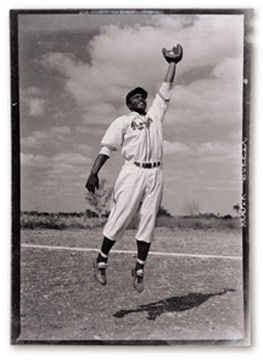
[19,226,245,344]
[20,211,240,231]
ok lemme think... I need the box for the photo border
[10,8,253,346]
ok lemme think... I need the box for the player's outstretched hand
[162,44,183,64]
[86,173,99,193]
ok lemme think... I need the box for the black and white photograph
[11,8,251,345]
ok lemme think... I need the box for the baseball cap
[125,87,148,106]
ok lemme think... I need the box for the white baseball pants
[103,162,163,243]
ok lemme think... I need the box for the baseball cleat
[131,268,144,292]
[94,260,107,285]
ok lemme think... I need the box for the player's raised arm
[162,44,183,84]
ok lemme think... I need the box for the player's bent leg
[94,236,115,285]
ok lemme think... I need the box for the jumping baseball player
[86,45,183,292]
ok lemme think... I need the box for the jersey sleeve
[99,146,112,157]
[100,116,126,153]
[148,82,173,122]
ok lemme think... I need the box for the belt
[134,161,161,169]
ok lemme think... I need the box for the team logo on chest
[131,117,153,131]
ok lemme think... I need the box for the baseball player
[86,45,183,292]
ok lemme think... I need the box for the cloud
[163,139,241,163]
[82,103,118,125]
[28,98,45,116]
[196,141,241,163]
[21,126,72,148]
[52,152,89,166]
[21,150,92,194]
[163,140,190,154]
[19,13,155,34]
[153,14,198,30]
[22,149,91,171]
[40,14,243,129]
[73,144,94,153]
[50,125,71,140]
[197,142,229,155]
[76,126,106,137]
[21,87,46,117]
[21,130,49,147]
[166,56,243,125]
[21,153,49,168]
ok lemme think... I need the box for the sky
[18,11,245,216]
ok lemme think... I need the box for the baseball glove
[162,44,183,64]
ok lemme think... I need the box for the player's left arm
[162,44,183,84]
[148,45,183,121]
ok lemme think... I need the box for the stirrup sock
[136,258,145,265]
[99,250,108,259]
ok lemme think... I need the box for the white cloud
[50,125,71,140]
[40,14,243,129]
[21,153,49,168]
[21,87,46,117]
[82,103,118,125]
[21,130,49,147]
[21,126,71,148]
[197,141,240,155]
[73,144,94,153]
[166,55,243,125]
[195,141,241,164]
[153,14,198,30]
[163,139,241,162]
[28,98,45,116]
[163,139,241,166]
[163,140,190,154]
[21,151,92,192]
[76,126,106,137]
[52,152,89,166]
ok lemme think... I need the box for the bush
[20,211,107,230]
[20,211,241,231]
[222,214,232,220]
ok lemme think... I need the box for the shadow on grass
[113,288,236,321]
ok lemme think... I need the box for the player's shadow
[113,288,236,321]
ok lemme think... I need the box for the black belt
[134,161,161,169]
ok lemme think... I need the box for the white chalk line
[21,243,242,261]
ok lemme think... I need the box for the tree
[233,204,240,214]
[85,179,113,224]
[183,201,201,217]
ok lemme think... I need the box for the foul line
[21,243,242,261]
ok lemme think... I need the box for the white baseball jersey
[100,81,173,243]
[99,82,173,162]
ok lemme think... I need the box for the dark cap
[125,87,148,106]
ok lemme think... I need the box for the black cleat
[132,268,144,292]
